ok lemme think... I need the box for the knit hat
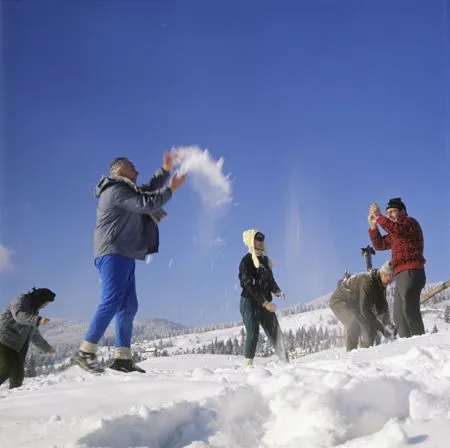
[379,261,394,276]
[386,197,406,211]
[242,229,273,269]
[30,287,56,308]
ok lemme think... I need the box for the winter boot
[71,350,104,373]
[109,358,146,373]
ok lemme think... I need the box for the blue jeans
[84,255,138,348]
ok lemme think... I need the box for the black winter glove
[150,208,168,223]
[382,323,398,339]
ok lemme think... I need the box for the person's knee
[129,297,138,317]
[244,314,259,333]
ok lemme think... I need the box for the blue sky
[1,0,449,326]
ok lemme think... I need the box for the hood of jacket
[95,175,134,198]
[242,228,273,269]
[28,287,56,310]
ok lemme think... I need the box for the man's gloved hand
[382,323,398,339]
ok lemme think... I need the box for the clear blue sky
[1,0,449,326]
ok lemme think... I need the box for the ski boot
[109,359,146,373]
[71,350,104,374]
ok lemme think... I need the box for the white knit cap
[242,228,272,269]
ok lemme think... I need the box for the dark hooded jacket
[0,288,55,353]
[93,167,173,260]
[239,253,282,306]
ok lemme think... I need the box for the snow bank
[1,333,450,447]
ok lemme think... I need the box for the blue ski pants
[84,255,138,348]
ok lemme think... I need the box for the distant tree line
[172,323,344,360]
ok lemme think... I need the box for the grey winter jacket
[329,269,390,333]
[0,294,52,353]
[94,167,173,260]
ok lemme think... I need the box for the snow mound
[78,385,268,448]
[2,333,450,447]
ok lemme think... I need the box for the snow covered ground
[149,308,341,356]
[1,330,450,447]
[147,305,450,357]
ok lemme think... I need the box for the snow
[171,145,232,208]
[2,331,450,447]
[149,306,450,357]
[0,244,14,272]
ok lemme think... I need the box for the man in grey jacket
[0,288,56,389]
[330,261,397,351]
[72,153,186,374]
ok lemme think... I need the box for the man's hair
[109,157,129,174]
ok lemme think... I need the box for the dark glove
[382,323,397,339]
[150,208,168,223]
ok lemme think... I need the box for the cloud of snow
[0,245,14,272]
[171,146,231,266]
[172,145,232,209]
[279,168,342,302]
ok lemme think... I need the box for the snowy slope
[144,305,450,357]
[1,331,450,447]
[39,317,186,345]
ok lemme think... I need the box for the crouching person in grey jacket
[0,288,56,389]
[330,261,396,351]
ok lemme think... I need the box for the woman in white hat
[238,229,288,366]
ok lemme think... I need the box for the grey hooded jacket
[94,167,173,260]
[0,294,52,353]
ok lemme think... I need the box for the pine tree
[445,306,450,324]
[432,324,438,333]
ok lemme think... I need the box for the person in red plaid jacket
[368,197,426,338]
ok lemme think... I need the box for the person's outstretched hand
[169,173,187,192]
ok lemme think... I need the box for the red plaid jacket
[369,214,425,274]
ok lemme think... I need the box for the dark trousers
[240,296,288,362]
[394,268,426,338]
[0,342,28,389]
[330,302,376,351]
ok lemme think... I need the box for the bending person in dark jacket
[368,198,426,338]
[330,261,396,351]
[238,229,288,366]
[0,288,56,389]
[71,153,186,374]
